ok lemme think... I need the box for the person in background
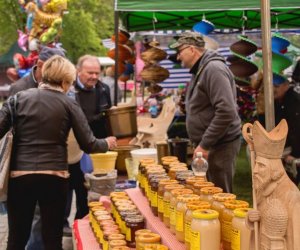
[6,46,66,250]
[74,55,112,139]
[102,66,122,105]
[0,55,117,250]
[170,31,241,193]
[274,80,300,185]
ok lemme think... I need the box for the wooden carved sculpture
[243,119,300,250]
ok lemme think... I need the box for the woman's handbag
[0,95,17,202]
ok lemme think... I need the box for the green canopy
[115,0,300,31]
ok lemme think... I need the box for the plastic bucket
[112,145,141,173]
[130,148,157,164]
[90,151,118,174]
[167,138,190,163]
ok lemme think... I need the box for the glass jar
[163,184,184,227]
[190,209,220,250]
[193,181,215,195]
[175,171,194,185]
[111,196,130,219]
[169,188,193,234]
[145,168,166,200]
[221,200,249,250]
[108,239,127,250]
[168,165,188,180]
[136,232,161,250]
[185,176,205,190]
[175,194,200,242]
[102,229,121,245]
[231,208,252,250]
[139,159,156,193]
[211,193,236,217]
[161,156,179,173]
[119,209,140,234]
[135,229,152,250]
[125,215,145,248]
[199,187,223,203]
[157,179,178,221]
[184,201,211,249]
[116,205,137,229]
[150,176,169,216]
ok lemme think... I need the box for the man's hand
[105,136,117,150]
[194,145,209,160]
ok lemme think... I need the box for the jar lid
[111,246,130,250]
[135,229,152,237]
[169,162,188,168]
[110,191,128,198]
[143,244,168,250]
[100,220,116,227]
[109,239,127,247]
[103,224,119,231]
[145,164,163,170]
[115,200,133,206]
[108,233,125,241]
[103,229,121,236]
[234,208,252,218]
[125,214,144,223]
[119,210,140,217]
[137,232,161,243]
[91,206,105,212]
[147,169,166,175]
[193,181,215,189]
[187,201,211,210]
[88,201,103,208]
[164,184,184,191]
[201,187,223,195]
[161,156,178,162]
[212,193,236,202]
[96,214,113,221]
[170,188,193,197]
[192,209,219,220]
[94,210,109,217]
[158,179,178,186]
[112,196,130,203]
[177,194,200,203]
[117,204,137,211]
[140,158,156,166]
[169,166,188,172]
[186,176,205,185]
[224,200,249,209]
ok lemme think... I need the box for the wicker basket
[107,44,132,61]
[140,65,170,83]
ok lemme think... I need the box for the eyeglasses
[177,46,190,56]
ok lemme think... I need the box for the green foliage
[61,0,114,63]
[0,0,26,55]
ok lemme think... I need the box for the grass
[233,142,253,206]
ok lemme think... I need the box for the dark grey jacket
[0,88,108,172]
[185,49,241,149]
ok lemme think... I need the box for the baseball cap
[170,31,205,49]
[38,46,66,61]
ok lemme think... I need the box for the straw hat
[140,65,170,83]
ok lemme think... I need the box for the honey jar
[125,215,145,248]
[136,232,161,250]
[199,187,223,203]
[192,181,215,195]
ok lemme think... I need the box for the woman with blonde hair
[0,55,117,250]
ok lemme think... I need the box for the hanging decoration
[192,15,219,50]
[7,0,68,82]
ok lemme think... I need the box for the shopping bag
[80,153,93,174]
[0,130,13,202]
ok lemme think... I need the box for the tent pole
[114,11,119,106]
[261,0,275,131]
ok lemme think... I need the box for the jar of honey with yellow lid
[175,171,194,185]
[143,244,169,250]
[125,215,145,247]
[168,165,188,180]
[150,176,170,216]
[145,167,166,200]
[211,193,236,216]
[139,158,156,192]
[190,209,220,250]
[175,194,200,242]
[136,232,161,250]
[161,156,179,173]
[200,187,223,203]
[185,176,206,190]
[193,181,215,195]
[169,188,193,234]
[231,208,252,250]
[157,180,178,221]
[163,184,184,227]
[184,200,211,249]
[221,200,249,250]
[108,239,127,250]
[135,229,152,250]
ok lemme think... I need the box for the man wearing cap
[9,46,65,95]
[274,80,300,185]
[170,31,241,193]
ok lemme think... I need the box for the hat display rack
[192,14,219,50]
[140,13,170,94]
[227,15,258,88]
[271,17,292,85]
